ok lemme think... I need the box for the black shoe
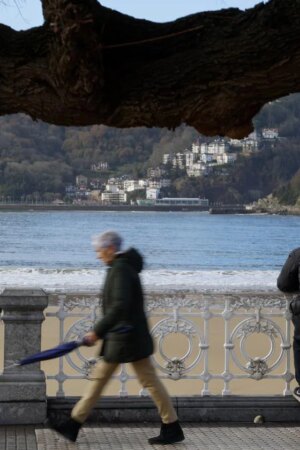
[49,417,82,442]
[148,420,185,445]
[293,387,300,403]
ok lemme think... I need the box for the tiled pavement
[0,426,37,450]
[2,423,300,450]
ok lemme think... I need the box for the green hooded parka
[93,248,154,363]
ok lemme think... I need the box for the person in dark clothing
[277,247,300,402]
[51,230,184,445]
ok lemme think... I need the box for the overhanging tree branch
[0,0,300,137]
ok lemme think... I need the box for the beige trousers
[72,357,178,424]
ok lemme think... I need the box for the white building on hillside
[101,190,127,204]
[208,140,228,155]
[242,138,258,153]
[105,184,119,193]
[185,151,195,168]
[216,153,237,164]
[200,143,209,154]
[224,153,237,163]
[262,128,279,139]
[201,154,214,164]
[123,180,145,192]
[90,162,109,171]
[186,162,206,177]
[138,179,148,188]
[229,138,242,147]
[107,178,124,189]
[146,188,160,200]
[147,167,166,178]
[192,143,200,154]
[172,153,185,169]
[163,154,171,165]
[148,179,171,189]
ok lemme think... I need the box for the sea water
[0,211,299,292]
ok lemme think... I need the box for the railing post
[0,288,48,424]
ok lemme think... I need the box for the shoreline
[0,267,280,295]
[0,203,209,212]
[0,203,299,215]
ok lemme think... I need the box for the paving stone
[0,426,37,450]
[35,424,300,450]
[2,423,300,450]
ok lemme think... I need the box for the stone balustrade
[0,289,48,424]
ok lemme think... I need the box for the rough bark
[0,0,300,137]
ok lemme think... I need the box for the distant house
[89,178,102,189]
[105,183,119,193]
[90,162,109,172]
[242,138,258,154]
[146,188,160,200]
[186,162,206,177]
[229,139,243,148]
[172,153,185,169]
[65,185,76,196]
[148,179,171,189]
[192,143,200,154]
[262,128,279,139]
[147,167,166,178]
[216,153,237,164]
[185,151,195,168]
[101,190,127,204]
[76,175,88,188]
[201,154,214,164]
[208,140,228,155]
[163,154,171,165]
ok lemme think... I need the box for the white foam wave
[0,267,279,293]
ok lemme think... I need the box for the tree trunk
[0,0,299,138]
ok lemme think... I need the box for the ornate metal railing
[45,290,294,398]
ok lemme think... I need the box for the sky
[1,0,264,30]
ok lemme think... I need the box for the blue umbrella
[15,327,133,366]
[15,340,86,366]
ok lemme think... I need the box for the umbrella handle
[80,337,95,347]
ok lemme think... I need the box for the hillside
[0,93,300,203]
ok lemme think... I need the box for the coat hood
[117,247,143,273]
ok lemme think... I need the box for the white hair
[92,230,123,251]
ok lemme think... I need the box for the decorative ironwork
[146,293,204,312]
[230,296,287,310]
[82,357,101,377]
[236,320,278,339]
[229,316,286,382]
[246,358,269,380]
[45,291,293,397]
[64,318,99,374]
[152,318,197,337]
[151,317,203,379]
[166,358,186,380]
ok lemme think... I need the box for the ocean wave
[0,267,279,293]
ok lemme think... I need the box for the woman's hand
[83,331,98,346]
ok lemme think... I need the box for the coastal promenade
[2,423,300,450]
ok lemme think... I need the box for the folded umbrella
[15,340,86,366]
[13,328,131,367]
